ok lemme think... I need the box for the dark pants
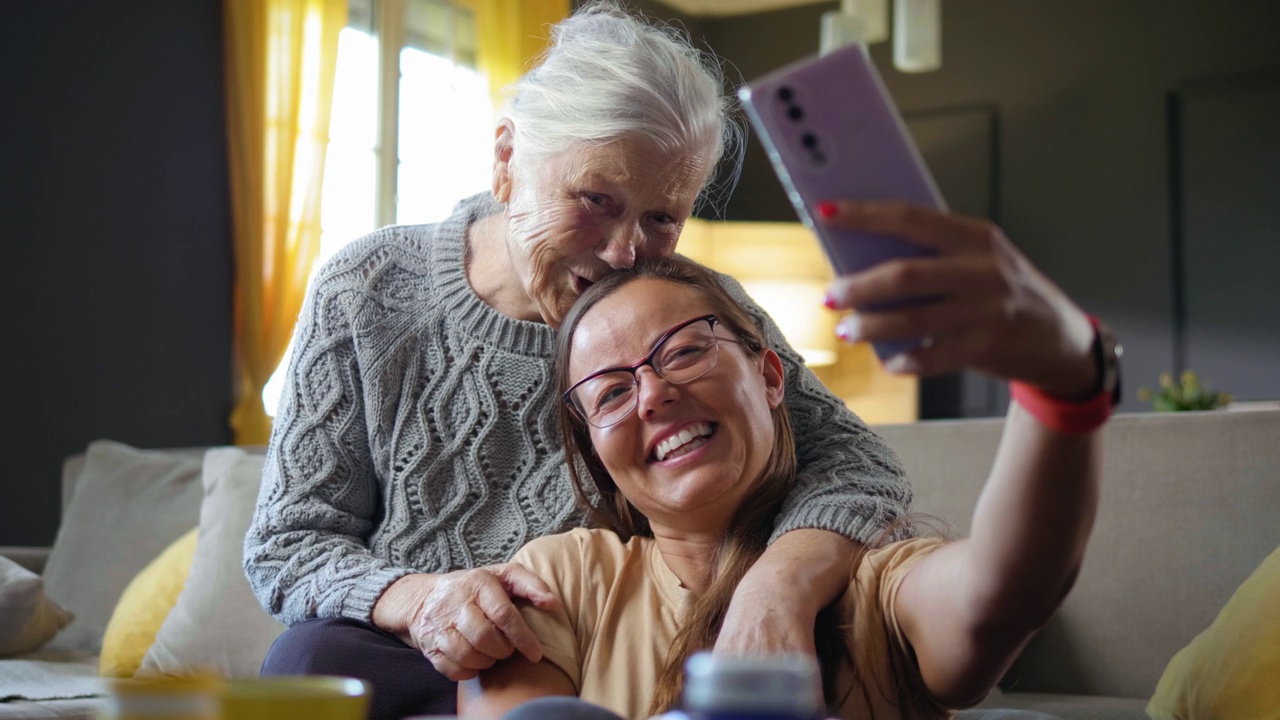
[260,617,456,720]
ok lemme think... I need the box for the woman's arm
[244,236,414,625]
[896,403,1100,705]
[459,655,576,719]
[818,199,1106,706]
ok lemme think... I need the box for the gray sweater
[245,193,910,626]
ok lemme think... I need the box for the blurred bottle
[663,652,823,720]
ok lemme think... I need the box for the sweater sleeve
[243,241,416,626]
[712,269,913,547]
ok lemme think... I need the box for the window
[264,0,493,415]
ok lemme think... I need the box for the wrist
[1010,315,1121,434]
[372,572,436,635]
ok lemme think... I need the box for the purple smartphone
[739,44,946,360]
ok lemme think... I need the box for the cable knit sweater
[244,193,910,626]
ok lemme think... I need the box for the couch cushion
[139,447,285,678]
[0,557,73,657]
[41,442,205,654]
[1146,545,1280,719]
[876,409,1280,699]
[98,528,198,677]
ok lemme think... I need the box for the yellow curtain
[469,0,570,102]
[224,0,346,445]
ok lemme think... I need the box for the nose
[635,366,680,420]
[597,224,642,269]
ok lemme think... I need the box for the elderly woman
[460,246,1114,719]
[245,5,911,720]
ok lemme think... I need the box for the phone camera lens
[787,106,804,121]
[801,133,818,148]
[777,86,794,102]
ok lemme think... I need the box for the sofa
[1,409,1277,719]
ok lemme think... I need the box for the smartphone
[739,44,946,360]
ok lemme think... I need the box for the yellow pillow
[1148,545,1280,719]
[99,527,198,677]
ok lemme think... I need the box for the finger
[425,645,480,682]
[827,255,1004,311]
[836,298,1005,345]
[454,600,517,661]
[882,331,993,377]
[493,563,559,608]
[474,577,545,663]
[433,622,495,672]
[818,200,997,254]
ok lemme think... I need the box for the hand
[821,200,1098,399]
[377,564,559,681]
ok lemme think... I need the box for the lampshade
[893,0,942,73]
[741,280,840,367]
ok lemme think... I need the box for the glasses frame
[563,314,723,429]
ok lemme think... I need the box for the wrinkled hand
[401,564,559,681]
[821,200,1097,399]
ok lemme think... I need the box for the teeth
[655,422,713,462]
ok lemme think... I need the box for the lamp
[741,280,840,367]
[821,0,942,73]
[893,0,942,73]
[820,0,887,54]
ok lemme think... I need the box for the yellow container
[221,676,370,720]
[103,675,370,720]
[102,676,222,720]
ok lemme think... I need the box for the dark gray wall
[1,1,233,545]
[643,0,1280,415]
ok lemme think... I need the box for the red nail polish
[823,292,838,310]
[816,201,838,220]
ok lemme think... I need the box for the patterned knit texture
[244,193,911,626]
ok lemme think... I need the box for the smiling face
[495,131,711,327]
[566,278,786,536]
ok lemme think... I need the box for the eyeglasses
[564,314,726,429]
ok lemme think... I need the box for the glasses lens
[655,321,719,384]
[572,371,638,428]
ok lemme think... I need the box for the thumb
[495,563,559,609]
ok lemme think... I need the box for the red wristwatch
[1010,315,1123,434]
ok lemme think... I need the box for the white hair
[504,1,743,214]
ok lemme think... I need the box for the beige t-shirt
[512,528,952,720]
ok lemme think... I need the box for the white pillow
[140,447,286,678]
[41,441,205,653]
[0,556,74,656]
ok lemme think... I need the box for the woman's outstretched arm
[896,404,1101,705]
[818,199,1108,706]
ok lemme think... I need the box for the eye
[585,192,608,207]
[660,342,708,370]
[593,382,634,413]
[650,212,676,225]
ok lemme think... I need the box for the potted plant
[1138,370,1232,412]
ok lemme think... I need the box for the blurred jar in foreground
[660,653,823,720]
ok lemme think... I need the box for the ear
[491,118,516,203]
[759,348,786,409]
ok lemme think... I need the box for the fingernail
[885,355,916,374]
[816,201,838,220]
[823,292,838,310]
[835,316,861,342]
